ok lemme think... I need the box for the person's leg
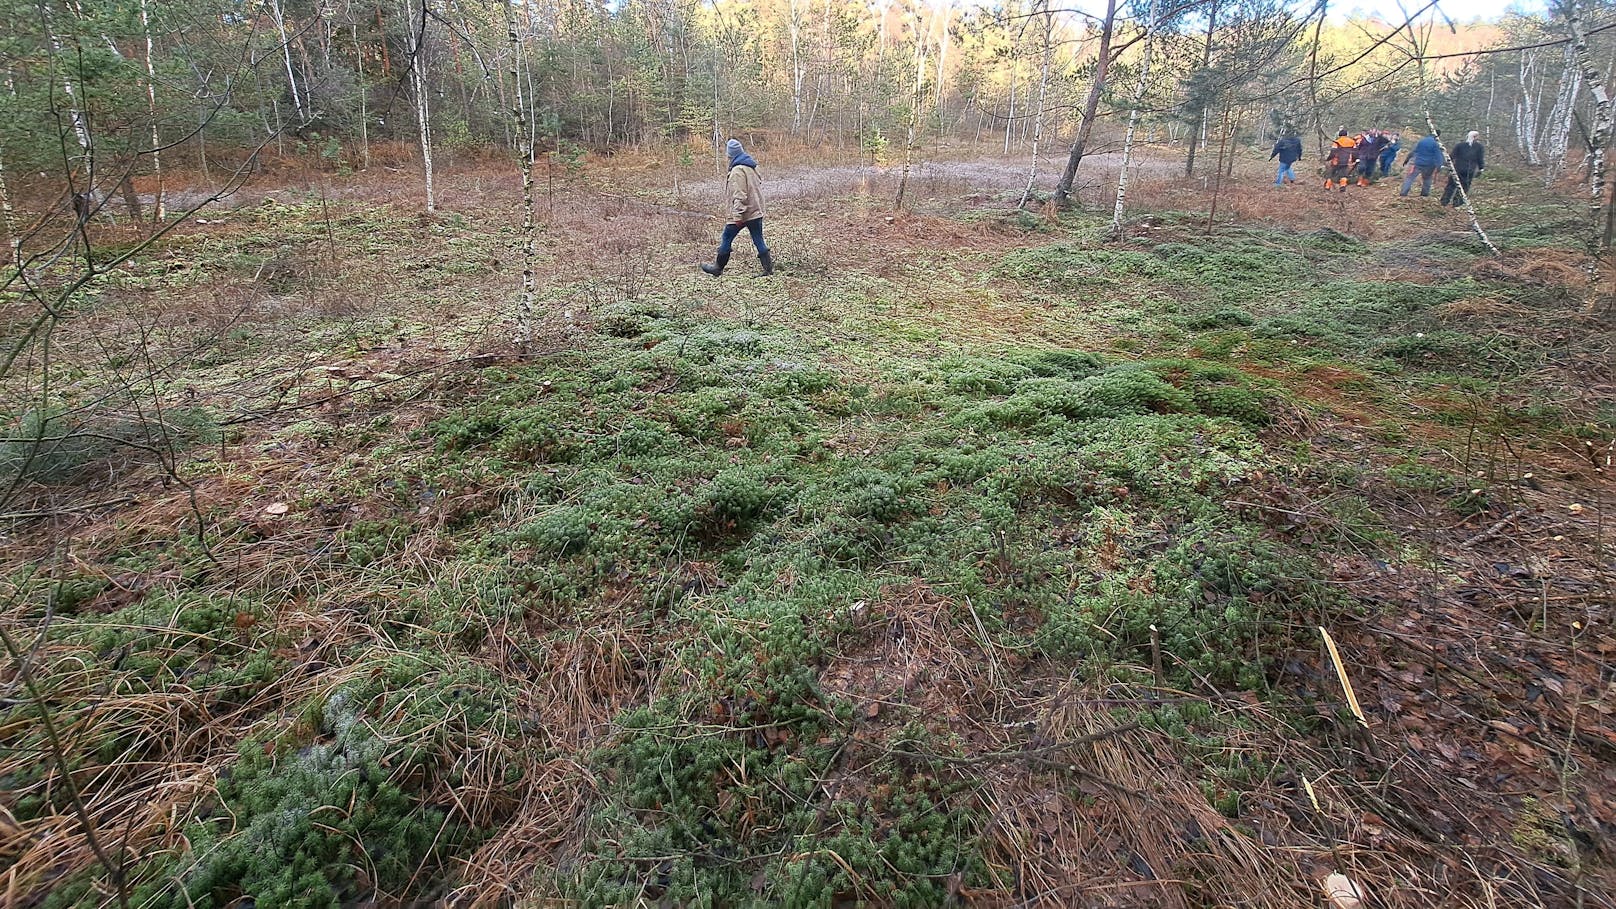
[1457,170,1475,203]
[718,222,741,256]
[1420,166,1434,196]
[1400,166,1417,196]
[703,222,742,275]
[1440,175,1457,205]
[1275,162,1285,186]
[746,218,773,275]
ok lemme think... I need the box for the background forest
[2,0,1615,908]
[0,0,1612,221]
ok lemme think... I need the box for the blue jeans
[718,218,767,256]
[1274,162,1297,184]
[1401,164,1436,196]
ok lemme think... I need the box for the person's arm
[728,169,747,222]
[1477,145,1485,171]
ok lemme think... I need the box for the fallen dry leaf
[262,502,290,515]
[1322,872,1366,909]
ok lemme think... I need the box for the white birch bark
[1542,43,1581,182]
[1111,0,1160,236]
[1564,0,1613,249]
[505,0,536,345]
[1017,2,1051,210]
[1517,50,1542,165]
[139,0,163,220]
[895,9,929,209]
[268,0,307,125]
[406,0,436,212]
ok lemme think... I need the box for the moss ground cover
[3,164,1612,907]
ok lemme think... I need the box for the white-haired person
[1440,130,1485,207]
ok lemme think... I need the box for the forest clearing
[3,0,1616,906]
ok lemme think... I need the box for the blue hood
[729,152,758,170]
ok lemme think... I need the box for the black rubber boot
[759,249,774,277]
[700,252,730,277]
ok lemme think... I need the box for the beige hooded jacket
[727,164,765,224]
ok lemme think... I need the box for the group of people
[1269,128,1486,206]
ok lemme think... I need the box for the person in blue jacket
[1400,132,1444,197]
[1269,133,1303,186]
[1378,133,1401,177]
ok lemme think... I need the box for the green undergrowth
[21,192,1600,907]
[393,302,1319,902]
[9,285,1342,904]
[992,222,1571,396]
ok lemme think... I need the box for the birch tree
[1018,0,1052,210]
[1541,43,1581,182]
[405,0,437,213]
[1562,0,1614,250]
[1112,0,1161,235]
[506,0,537,345]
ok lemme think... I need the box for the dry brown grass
[4,146,1613,908]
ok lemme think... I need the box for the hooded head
[1466,130,1480,143]
[1338,128,1350,137]
[726,138,757,170]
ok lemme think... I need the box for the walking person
[1325,129,1357,191]
[1270,133,1303,186]
[701,139,773,277]
[1355,128,1388,186]
[1440,130,1486,207]
[1400,131,1444,197]
[1378,133,1401,177]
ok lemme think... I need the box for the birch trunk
[1003,56,1016,155]
[406,0,436,212]
[44,5,97,228]
[1426,107,1500,255]
[139,0,163,220]
[1517,50,1542,165]
[1565,0,1613,250]
[268,0,307,125]
[1111,0,1159,236]
[895,10,928,209]
[1018,3,1051,210]
[789,0,804,133]
[1542,43,1581,183]
[0,136,16,266]
[505,0,537,345]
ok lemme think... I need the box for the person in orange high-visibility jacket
[1325,129,1358,191]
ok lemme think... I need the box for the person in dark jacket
[1355,128,1388,185]
[1378,133,1401,176]
[1440,131,1485,206]
[1270,134,1303,185]
[701,139,773,277]
[1400,132,1444,197]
